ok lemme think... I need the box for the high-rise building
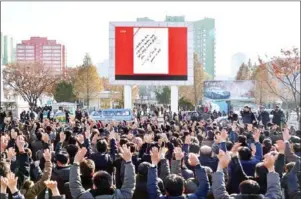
[96,59,109,78]
[16,37,66,74]
[231,52,248,78]
[193,18,216,78]
[1,33,16,65]
[165,15,185,22]
[136,17,155,22]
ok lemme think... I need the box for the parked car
[204,87,231,100]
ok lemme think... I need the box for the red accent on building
[16,37,66,75]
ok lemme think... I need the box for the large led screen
[109,22,194,85]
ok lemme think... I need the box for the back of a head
[56,151,70,165]
[80,159,95,177]
[184,178,199,194]
[96,139,108,153]
[238,147,252,161]
[238,135,248,146]
[239,179,260,195]
[164,174,184,197]
[200,145,212,156]
[92,170,112,190]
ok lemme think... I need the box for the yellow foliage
[179,53,209,106]
[74,65,103,103]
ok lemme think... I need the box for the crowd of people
[0,104,300,199]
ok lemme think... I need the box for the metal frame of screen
[108,21,194,86]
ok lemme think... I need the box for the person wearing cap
[258,106,270,129]
[271,105,286,127]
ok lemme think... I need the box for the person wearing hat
[271,105,286,127]
[258,106,270,129]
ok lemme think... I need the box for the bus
[90,109,134,121]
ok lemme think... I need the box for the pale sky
[1,1,300,77]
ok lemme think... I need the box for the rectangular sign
[203,80,255,101]
[109,22,194,86]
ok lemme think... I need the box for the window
[52,53,61,56]
[25,57,34,60]
[43,46,52,49]
[52,46,61,49]
[52,50,61,53]
[52,57,61,61]
[103,111,114,116]
[17,57,25,60]
[52,61,61,64]
[43,60,52,64]
[17,45,25,49]
[42,57,52,60]
[25,50,34,53]
[26,53,34,57]
[43,50,52,53]
[25,46,34,49]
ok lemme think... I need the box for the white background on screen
[133,28,168,74]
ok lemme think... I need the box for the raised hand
[5,172,18,193]
[252,129,260,143]
[221,129,228,141]
[231,142,242,154]
[44,180,58,190]
[44,180,60,196]
[185,135,191,145]
[119,144,132,162]
[59,131,66,143]
[16,135,25,152]
[263,151,278,172]
[0,176,7,193]
[74,147,87,164]
[43,149,52,162]
[274,140,285,154]
[174,147,184,161]
[283,128,291,142]
[76,134,85,145]
[150,147,160,166]
[250,143,256,156]
[188,153,200,167]
[217,150,231,169]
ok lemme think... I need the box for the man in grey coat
[69,146,135,199]
[212,149,282,199]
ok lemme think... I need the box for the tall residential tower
[16,37,66,75]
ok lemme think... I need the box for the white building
[230,52,249,78]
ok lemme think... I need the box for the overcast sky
[1,1,300,77]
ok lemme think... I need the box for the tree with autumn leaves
[3,62,62,108]
[73,54,103,108]
[258,47,300,120]
[179,53,209,108]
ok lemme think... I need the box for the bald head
[200,145,212,156]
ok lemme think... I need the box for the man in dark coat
[240,106,256,125]
[271,105,286,127]
[258,106,270,128]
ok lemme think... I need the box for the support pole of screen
[170,86,178,114]
[124,85,132,110]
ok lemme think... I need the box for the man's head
[80,159,95,177]
[164,174,185,196]
[92,171,112,190]
[96,139,108,153]
[55,151,70,166]
[200,145,212,156]
[275,105,280,111]
[239,180,260,194]
[260,106,265,111]
[238,146,252,161]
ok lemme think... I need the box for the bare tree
[3,62,61,108]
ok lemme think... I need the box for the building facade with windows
[16,37,66,74]
[193,18,216,79]
[1,33,16,65]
